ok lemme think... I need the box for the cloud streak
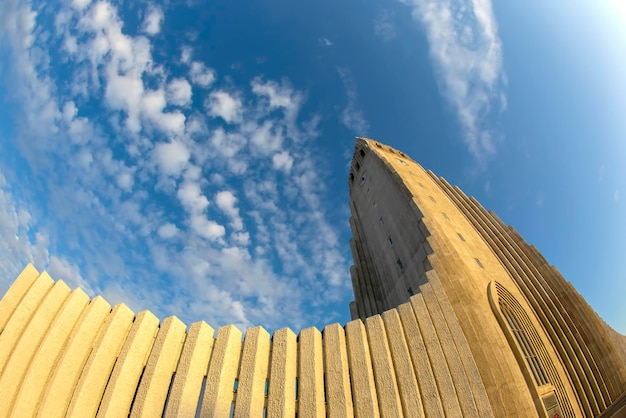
[337,68,369,134]
[399,0,506,160]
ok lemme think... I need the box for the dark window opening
[475,258,484,268]
[359,149,365,157]
[408,287,414,296]
[355,162,360,171]
[387,236,393,246]
[397,259,404,271]
[458,233,465,242]
[442,212,449,220]
[349,173,354,183]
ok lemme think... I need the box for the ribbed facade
[348,137,626,417]
[0,137,624,417]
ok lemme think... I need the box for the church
[0,137,623,417]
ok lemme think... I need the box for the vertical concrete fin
[419,283,479,417]
[410,293,463,416]
[365,315,404,418]
[164,321,215,418]
[130,316,187,418]
[0,264,40,333]
[36,296,111,418]
[428,277,495,418]
[200,324,243,417]
[382,309,425,418]
[298,326,325,418]
[96,310,160,418]
[10,288,90,418]
[234,326,271,417]
[0,278,71,417]
[396,302,444,416]
[65,303,135,418]
[0,271,54,371]
[323,323,353,418]
[345,319,379,417]
[266,327,297,418]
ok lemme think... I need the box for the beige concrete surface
[0,138,624,418]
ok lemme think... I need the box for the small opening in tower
[397,259,404,271]
[359,149,365,157]
[349,173,354,183]
[355,162,360,171]
[475,258,484,268]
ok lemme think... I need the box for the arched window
[488,281,574,418]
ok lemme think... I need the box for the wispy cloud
[318,37,333,47]
[337,68,369,134]
[399,0,506,160]
[374,10,396,41]
[142,5,163,35]
[0,0,352,331]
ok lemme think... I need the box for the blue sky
[0,0,624,333]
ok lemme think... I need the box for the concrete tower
[348,137,626,417]
[0,137,624,417]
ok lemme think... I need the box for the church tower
[348,137,626,417]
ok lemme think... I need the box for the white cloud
[73,0,91,11]
[337,68,369,134]
[190,215,225,241]
[177,181,209,214]
[318,37,333,47]
[166,78,192,106]
[216,190,243,231]
[251,78,300,111]
[398,0,506,160]
[272,151,294,172]
[154,141,190,177]
[158,222,179,239]
[180,46,192,64]
[206,90,242,123]
[374,10,396,41]
[210,128,247,158]
[190,61,216,88]
[251,78,304,143]
[48,256,93,294]
[116,171,134,191]
[62,101,78,123]
[142,6,163,35]
[249,120,283,154]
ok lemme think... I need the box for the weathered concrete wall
[0,263,494,417]
[0,138,623,417]
[348,137,626,417]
